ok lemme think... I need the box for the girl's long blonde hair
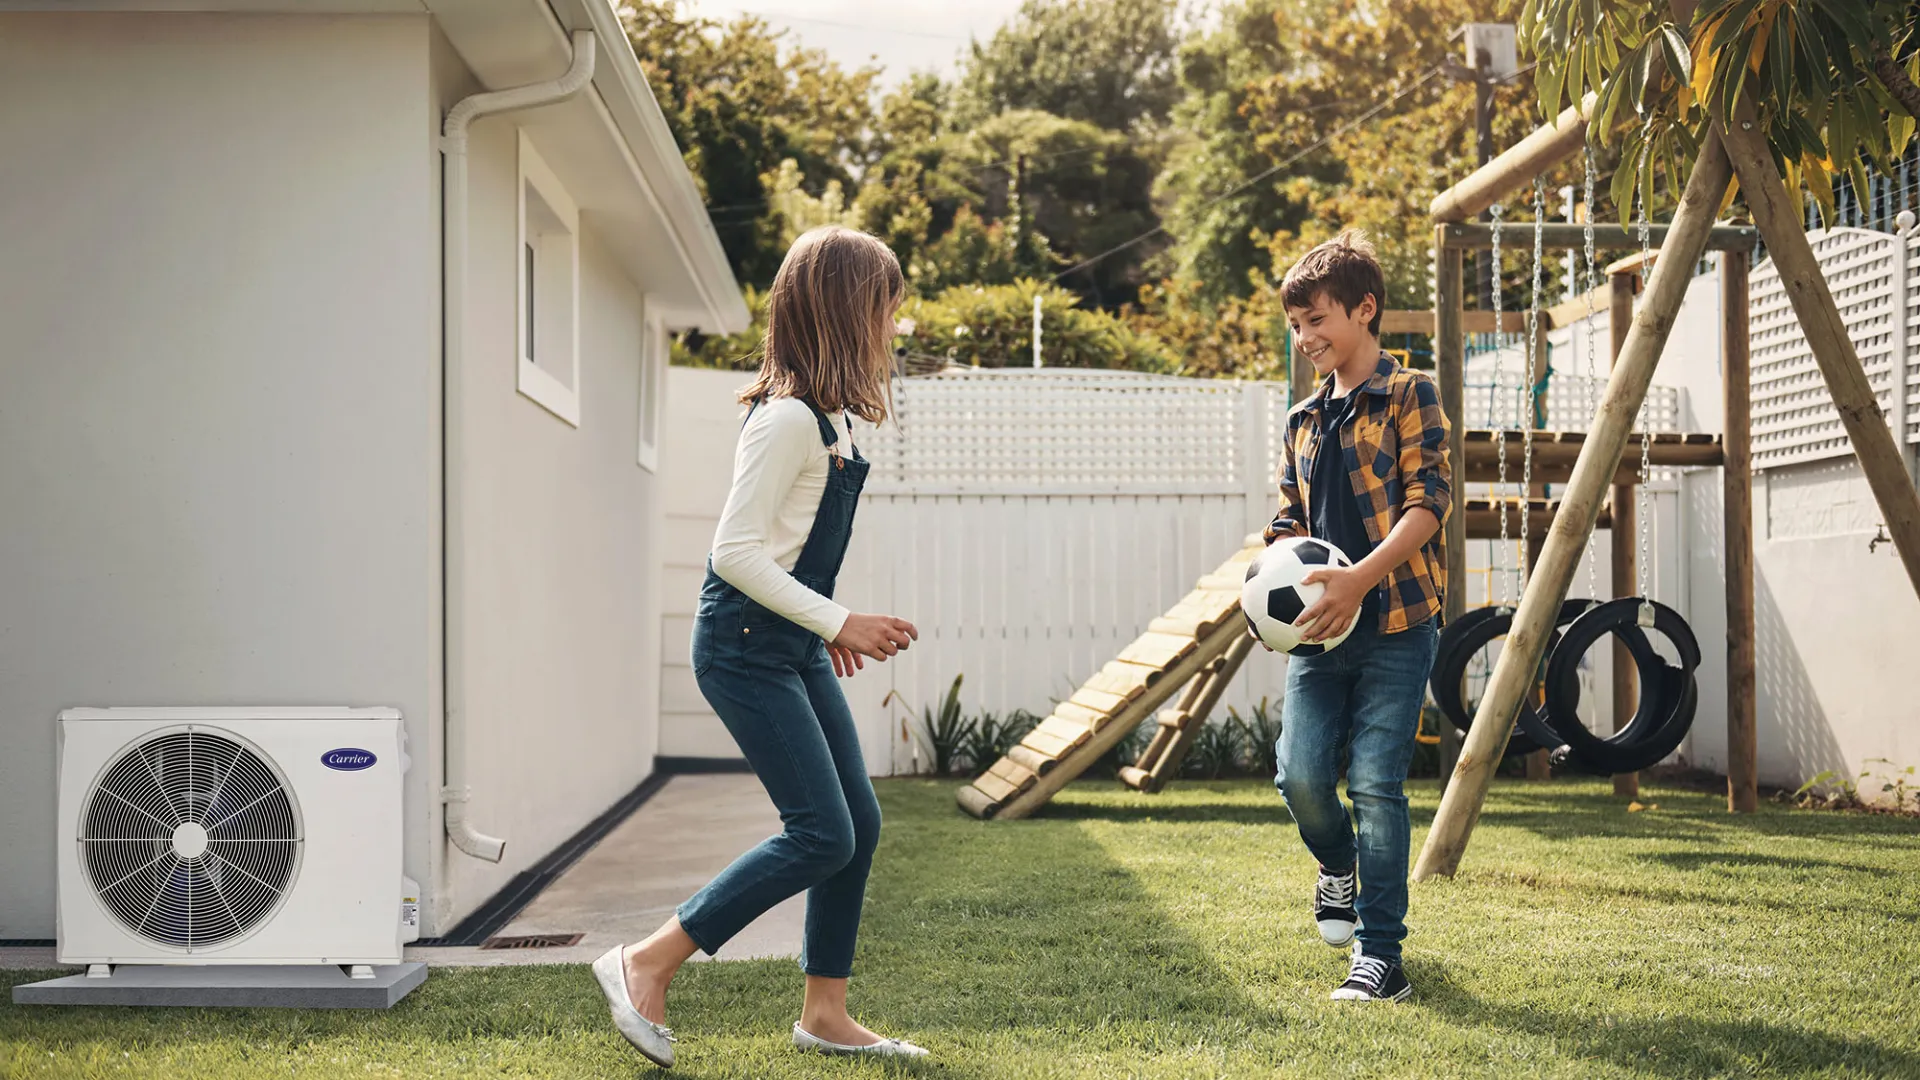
[737,226,904,424]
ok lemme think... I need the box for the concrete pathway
[410,772,801,967]
[0,774,800,972]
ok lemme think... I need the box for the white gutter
[439,29,598,863]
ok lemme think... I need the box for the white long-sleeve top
[708,396,854,641]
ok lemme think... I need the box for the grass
[6,777,1919,1079]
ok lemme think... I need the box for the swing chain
[1521,177,1546,587]
[1634,144,1656,625]
[1581,145,1600,600]
[1490,203,1511,608]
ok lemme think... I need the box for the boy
[1261,230,1451,1002]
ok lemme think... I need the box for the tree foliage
[645,0,1920,378]
[954,0,1183,132]
[1519,0,1920,223]
[618,2,880,285]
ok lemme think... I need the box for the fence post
[1893,232,1913,484]
[1241,382,1272,537]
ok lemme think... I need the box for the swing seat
[1539,598,1702,776]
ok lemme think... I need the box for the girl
[592,226,926,1067]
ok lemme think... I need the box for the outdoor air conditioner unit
[55,707,419,971]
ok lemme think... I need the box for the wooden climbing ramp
[956,542,1264,820]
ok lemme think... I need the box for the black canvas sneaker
[1312,864,1358,947]
[1331,949,1412,1002]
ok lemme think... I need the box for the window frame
[515,130,581,427]
[636,311,666,472]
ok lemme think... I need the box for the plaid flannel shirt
[1263,353,1453,633]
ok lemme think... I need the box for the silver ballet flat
[591,944,676,1068]
[792,1022,930,1059]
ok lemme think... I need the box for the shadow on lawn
[854,784,1285,1043]
[1414,961,1920,1078]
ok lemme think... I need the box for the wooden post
[1430,95,1596,223]
[1413,127,1734,881]
[1722,250,1758,813]
[1435,235,1467,791]
[1720,100,1920,598]
[1609,270,1641,800]
[1524,536,1550,781]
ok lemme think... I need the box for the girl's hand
[828,645,865,679]
[833,613,919,662]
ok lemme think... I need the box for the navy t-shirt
[1312,393,1381,624]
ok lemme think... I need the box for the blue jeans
[1275,615,1438,963]
[677,593,880,979]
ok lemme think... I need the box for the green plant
[1873,758,1919,812]
[1228,698,1282,777]
[1795,758,1920,813]
[1183,718,1248,780]
[898,279,1176,372]
[894,674,975,777]
[962,708,1041,777]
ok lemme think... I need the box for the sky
[681,1,1033,88]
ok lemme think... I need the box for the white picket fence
[843,369,1288,774]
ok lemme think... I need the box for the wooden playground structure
[962,33,1920,871]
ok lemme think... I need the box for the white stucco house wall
[0,0,748,941]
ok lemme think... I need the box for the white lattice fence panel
[1907,233,1920,447]
[858,368,1272,494]
[1751,228,1903,467]
[1462,369,1680,434]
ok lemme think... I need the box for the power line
[699,143,1111,217]
[1051,65,1449,282]
[720,7,974,42]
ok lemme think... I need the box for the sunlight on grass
[6,777,1918,1079]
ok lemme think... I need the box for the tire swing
[1430,599,1615,755]
[1541,598,1700,774]
[1537,178,1702,776]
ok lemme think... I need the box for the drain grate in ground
[478,932,585,950]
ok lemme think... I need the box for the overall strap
[801,400,842,453]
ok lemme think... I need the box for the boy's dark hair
[1281,229,1386,336]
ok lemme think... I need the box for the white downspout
[440,30,598,863]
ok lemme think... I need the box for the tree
[957,110,1163,304]
[1155,0,1307,301]
[954,0,1183,132]
[900,281,1175,371]
[951,0,1185,306]
[1240,0,1524,313]
[617,2,881,287]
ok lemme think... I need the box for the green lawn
[6,777,1919,1079]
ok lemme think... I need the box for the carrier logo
[322,748,378,771]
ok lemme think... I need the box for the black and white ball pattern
[1241,536,1356,655]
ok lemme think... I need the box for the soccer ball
[1241,536,1357,655]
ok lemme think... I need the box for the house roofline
[535,0,747,334]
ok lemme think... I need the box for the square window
[517,131,580,426]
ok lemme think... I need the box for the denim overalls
[675,398,880,980]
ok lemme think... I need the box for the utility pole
[1444,25,1518,316]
